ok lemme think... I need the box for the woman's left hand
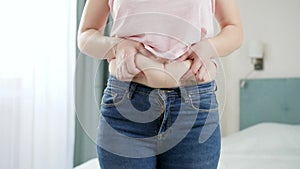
[176,49,217,82]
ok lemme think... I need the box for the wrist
[191,39,219,60]
[105,37,122,61]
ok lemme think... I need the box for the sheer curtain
[74,0,111,166]
[0,0,76,169]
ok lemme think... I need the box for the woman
[78,0,242,168]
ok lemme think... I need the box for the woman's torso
[107,0,216,87]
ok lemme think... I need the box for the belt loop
[214,83,218,92]
[127,83,137,99]
[180,86,189,103]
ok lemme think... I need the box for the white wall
[220,0,300,136]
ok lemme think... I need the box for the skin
[77,0,243,82]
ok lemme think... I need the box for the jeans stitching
[100,90,129,107]
[188,92,218,112]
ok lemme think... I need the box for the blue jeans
[97,75,220,169]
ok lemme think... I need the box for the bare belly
[109,53,207,88]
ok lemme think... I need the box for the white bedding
[74,123,300,169]
[218,122,300,169]
[74,159,100,169]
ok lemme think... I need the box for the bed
[74,78,300,169]
[218,122,300,169]
[218,78,300,169]
[74,159,100,169]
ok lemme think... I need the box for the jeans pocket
[100,85,128,107]
[188,91,218,112]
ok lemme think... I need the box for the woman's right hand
[109,39,155,81]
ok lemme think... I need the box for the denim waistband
[106,75,217,96]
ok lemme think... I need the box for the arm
[208,0,243,57]
[77,0,152,81]
[179,0,243,81]
[190,0,243,59]
[77,0,121,60]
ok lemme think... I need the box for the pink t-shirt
[108,0,215,60]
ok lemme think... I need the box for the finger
[116,54,128,81]
[205,62,217,81]
[116,65,123,80]
[202,69,213,82]
[181,62,200,80]
[134,42,145,51]
[116,50,125,65]
[197,65,207,82]
[202,71,210,82]
[118,64,126,81]
[198,62,216,82]
[181,58,203,80]
[120,63,133,81]
[190,57,202,74]
[175,53,189,62]
[125,53,141,75]
[115,52,123,80]
[180,69,194,81]
[138,47,156,58]
[175,49,193,62]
